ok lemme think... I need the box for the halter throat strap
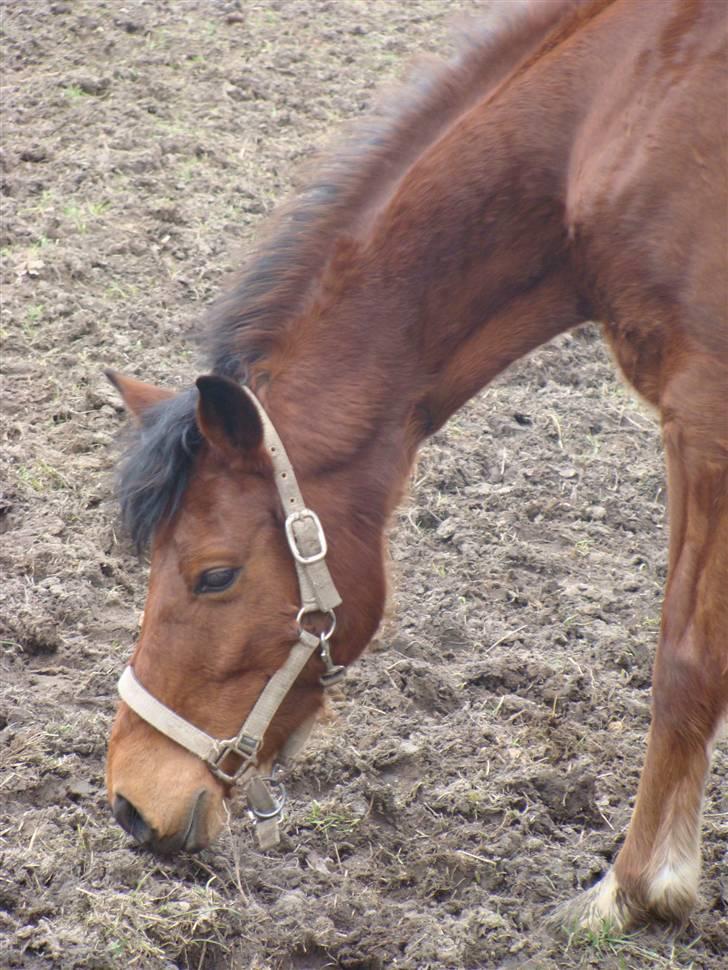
[117,385,344,846]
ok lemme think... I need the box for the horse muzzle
[112,786,217,854]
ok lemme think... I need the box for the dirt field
[1,2,726,968]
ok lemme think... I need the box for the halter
[117,386,344,849]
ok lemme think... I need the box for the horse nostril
[113,794,155,846]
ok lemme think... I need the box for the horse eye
[195,567,239,594]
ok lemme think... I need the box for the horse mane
[207,0,583,381]
[116,0,589,551]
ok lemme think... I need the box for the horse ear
[105,369,175,422]
[195,375,263,456]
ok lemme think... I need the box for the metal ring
[296,606,336,641]
[248,777,287,821]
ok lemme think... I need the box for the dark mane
[207,0,578,381]
[116,1,578,550]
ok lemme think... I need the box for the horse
[105,0,727,933]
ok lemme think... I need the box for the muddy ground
[1,1,726,968]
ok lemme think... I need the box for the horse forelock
[116,389,200,553]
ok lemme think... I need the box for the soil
[1,2,726,969]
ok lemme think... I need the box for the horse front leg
[555,424,728,933]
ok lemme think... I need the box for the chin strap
[117,385,345,849]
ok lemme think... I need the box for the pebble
[435,517,457,540]
[585,504,607,520]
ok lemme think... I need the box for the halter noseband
[116,386,344,848]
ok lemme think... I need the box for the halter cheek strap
[117,385,344,849]
[249,387,341,615]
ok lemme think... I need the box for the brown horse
[105,0,727,932]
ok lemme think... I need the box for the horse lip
[181,788,210,852]
[149,788,209,854]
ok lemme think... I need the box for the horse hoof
[545,871,643,937]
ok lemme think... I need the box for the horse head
[105,371,385,852]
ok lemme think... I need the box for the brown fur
[107,0,727,929]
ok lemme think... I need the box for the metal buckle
[247,774,287,822]
[207,734,259,785]
[296,606,336,641]
[295,607,345,686]
[319,638,346,687]
[318,618,346,687]
[285,509,327,565]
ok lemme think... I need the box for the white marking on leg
[643,727,720,921]
[583,869,622,924]
[555,868,636,933]
[646,839,700,920]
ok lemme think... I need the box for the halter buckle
[207,733,259,785]
[247,773,287,822]
[295,608,345,686]
[285,508,328,565]
[319,637,347,687]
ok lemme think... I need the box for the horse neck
[374,55,605,429]
[260,41,601,517]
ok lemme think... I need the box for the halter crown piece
[117,385,344,849]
